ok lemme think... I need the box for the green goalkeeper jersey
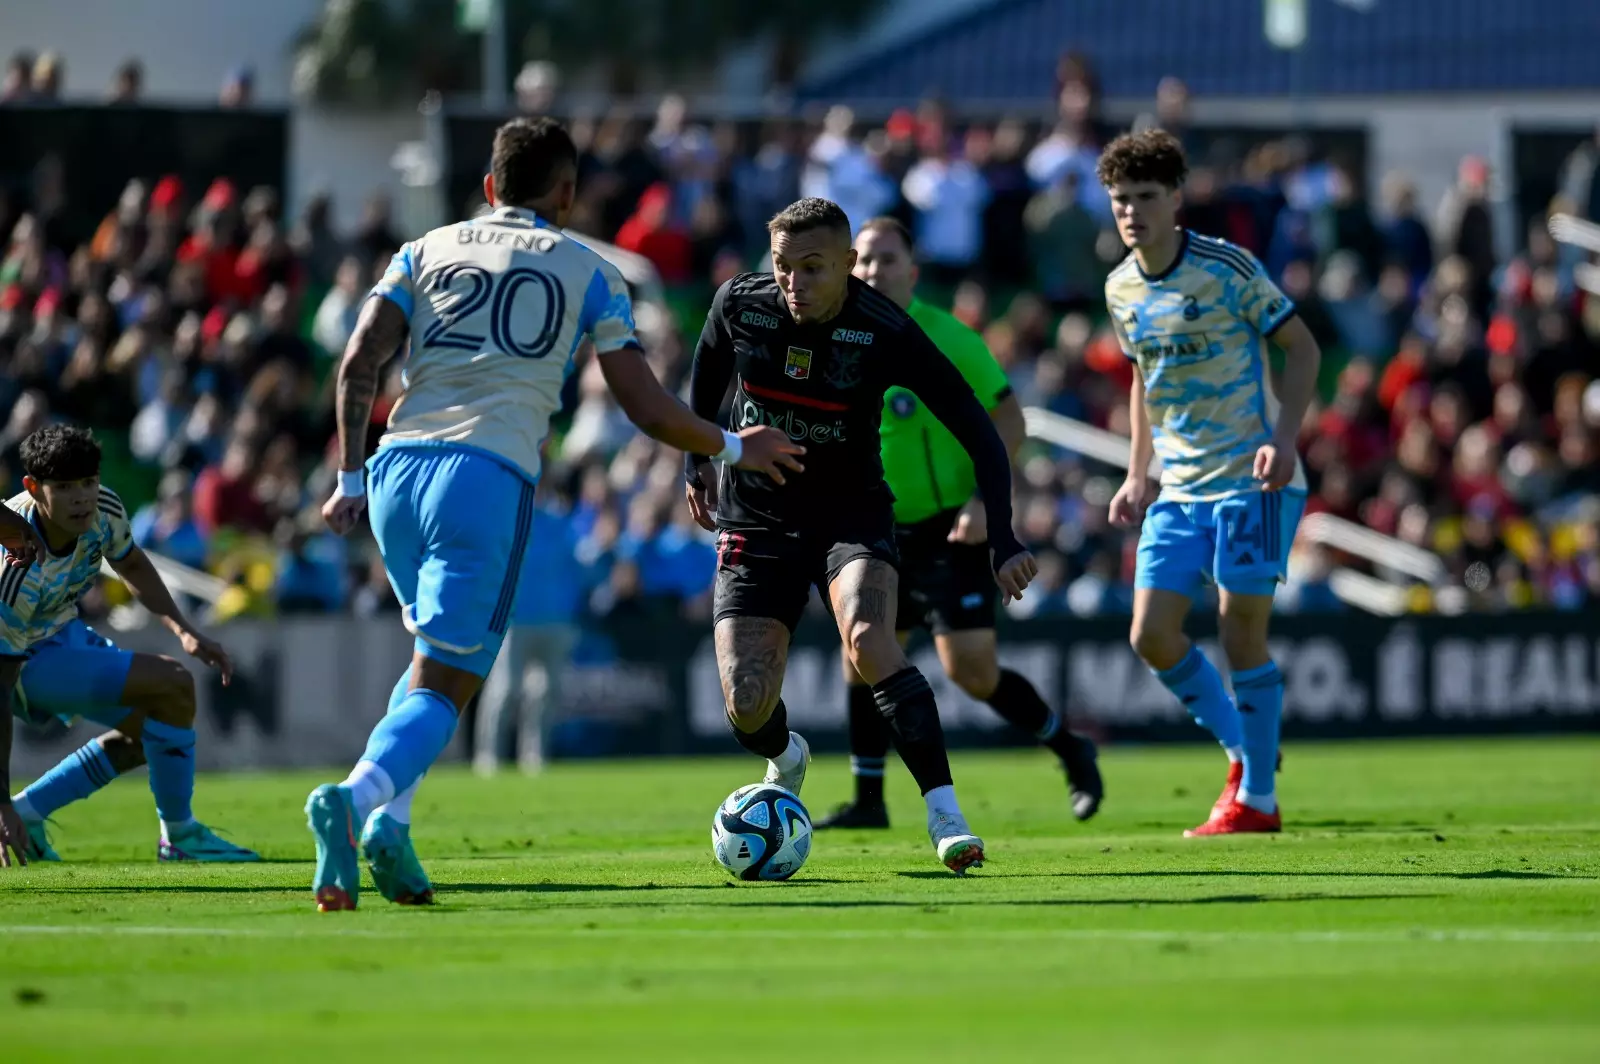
[880,299,1012,525]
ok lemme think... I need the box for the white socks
[160,817,197,842]
[377,781,420,826]
[923,784,963,819]
[1238,788,1277,814]
[342,760,396,824]
[771,734,806,775]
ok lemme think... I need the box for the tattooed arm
[322,295,410,535]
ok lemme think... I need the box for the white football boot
[928,809,985,875]
[762,732,811,797]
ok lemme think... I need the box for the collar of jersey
[488,205,550,228]
[31,509,78,558]
[1136,228,1190,284]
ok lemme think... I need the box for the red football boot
[1209,761,1244,822]
[1185,800,1282,837]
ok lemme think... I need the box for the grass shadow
[893,869,1593,882]
[451,891,1443,913]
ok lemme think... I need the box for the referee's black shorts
[893,508,998,636]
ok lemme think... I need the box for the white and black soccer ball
[711,783,812,881]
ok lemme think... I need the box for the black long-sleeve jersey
[685,272,1024,569]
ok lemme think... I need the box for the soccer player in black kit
[683,198,1037,874]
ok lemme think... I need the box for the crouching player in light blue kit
[308,117,803,911]
[1100,130,1322,836]
[0,425,257,865]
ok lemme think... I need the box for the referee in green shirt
[817,217,1103,828]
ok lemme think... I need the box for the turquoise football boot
[305,784,361,911]
[158,822,261,862]
[24,819,60,862]
[361,812,434,905]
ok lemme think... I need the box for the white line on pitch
[3,925,1597,944]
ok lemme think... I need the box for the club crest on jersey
[824,346,863,390]
[784,346,813,380]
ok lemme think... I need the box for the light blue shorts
[367,443,537,678]
[1135,490,1307,599]
[12,620,135,728]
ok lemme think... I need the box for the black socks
[871,667,954,796]
[731,698,791,760]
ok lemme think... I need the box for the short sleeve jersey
[0,487,134,655]
[1104,230,1305,501]
[372,206,640,483]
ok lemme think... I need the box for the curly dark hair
[20,424,102,483]
[767,197,852,241]
[1096,129,1189,190]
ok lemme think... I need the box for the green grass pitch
[3,737,1597,1062]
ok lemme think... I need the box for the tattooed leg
[714,617,790,734]
[829,558,906,687]
[832,558,957,801]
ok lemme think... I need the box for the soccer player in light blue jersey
[0,426,257,866]
[1100,130,1322,836]
[308,117,802,911]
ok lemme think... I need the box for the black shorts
[894,509,998,635]
[713,519,899,633]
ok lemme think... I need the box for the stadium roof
[796,0,1600,106]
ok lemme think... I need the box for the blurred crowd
[2,52,1599,625]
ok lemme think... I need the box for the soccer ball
[711,783,812,881]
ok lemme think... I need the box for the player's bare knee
[1129,621,1184,670]
[97,729,146,773]
[843,621,904,686]
[141,657,196,727]
[948,655,999,700]
[1217,620,1269,671]
[724,676,779,732]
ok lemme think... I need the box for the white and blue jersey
[368,206,640,674]
[1106,231,1307,598]
[0,489,140,728]
[372,206,640,484]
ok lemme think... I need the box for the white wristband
[336,469,365,498]
[714,429,743,466]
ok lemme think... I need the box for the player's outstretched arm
[894,334,1035,599]
[597,347,803,489]
[1110,368,1156,528]
[109,546,233,685]
[1255,314,1321,492]
[323,295,410,535]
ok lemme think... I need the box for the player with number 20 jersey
[303,118,800,912]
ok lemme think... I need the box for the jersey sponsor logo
[831,328,873,344]
[736,396,846,444]
[784,346,813,380]
[1122,308,1138,327]
[1264,296,1288,320]
[1135,332,1213,364]
[889,393,917,418]
[740,309,781,330]
[824,346,864,390]
[1181,295,1201,321]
